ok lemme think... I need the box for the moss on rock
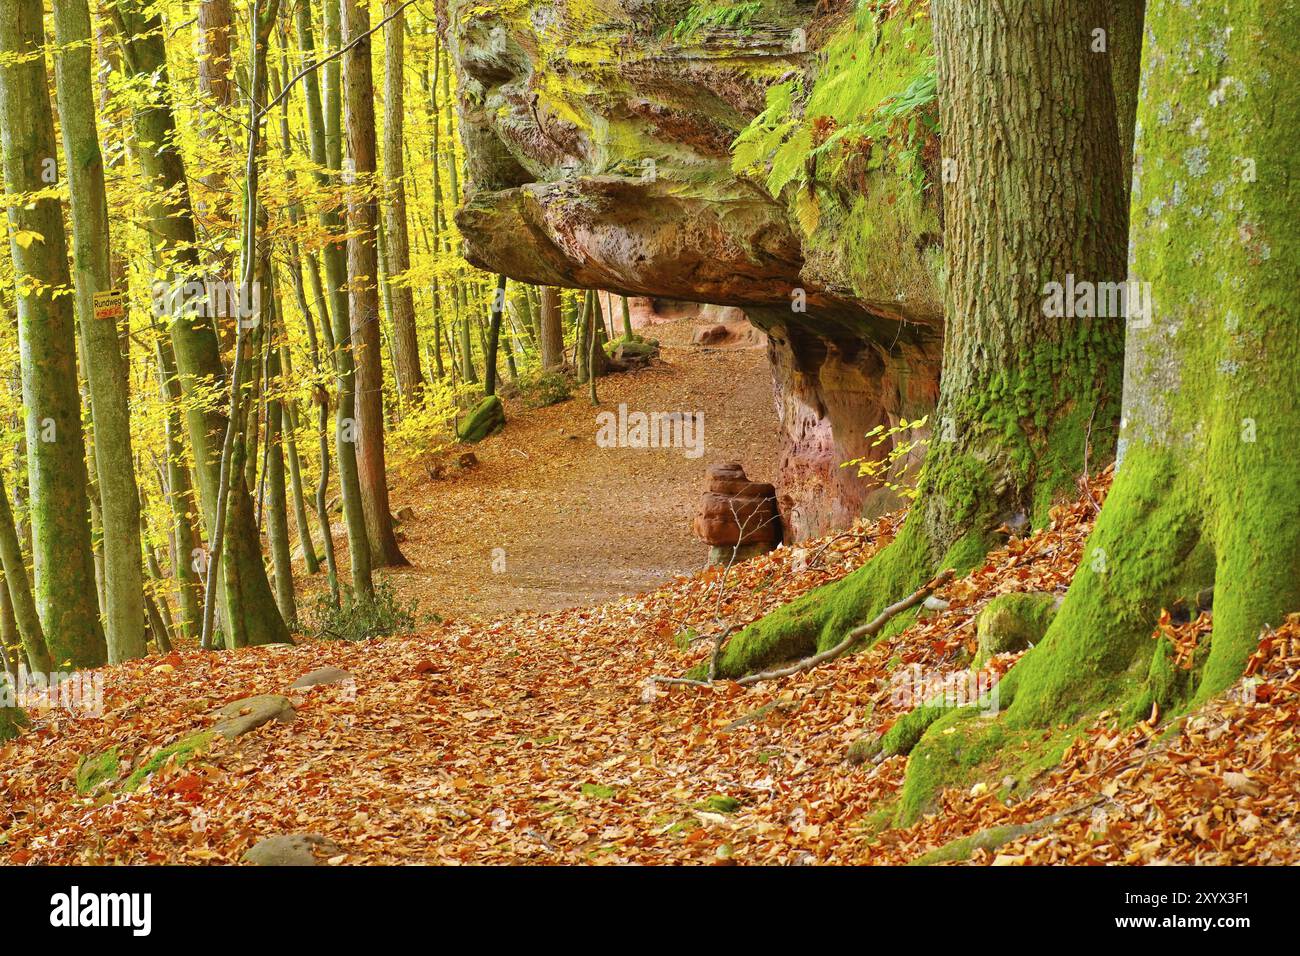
[458,395,506,443]
[74,747,121,794]
[122,731,217,793]
[972,592,1060,670]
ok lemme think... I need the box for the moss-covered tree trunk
[0,0,107,670]
[344,0,407,569]
[991,0,1300,728]
[52,0,147,664]
[111,0,290,649]
[717,0,1128,678]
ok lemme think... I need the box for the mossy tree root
[715,516,936,679]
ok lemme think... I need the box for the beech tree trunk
[997,0,1300,726]
[309,0,372,597]
[540,287,564,369]
[111,0,290,648]
[0,0,107,669]
[484,276,508,396]
[52,0,147,663]
[195,0,235,293]
[264,308,297,628]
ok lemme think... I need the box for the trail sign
[92,289,126,321]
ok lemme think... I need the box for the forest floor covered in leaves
[3,462,1297,865]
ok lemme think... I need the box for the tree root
[651,570,954,689]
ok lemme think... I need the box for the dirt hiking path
[376,314,781,621]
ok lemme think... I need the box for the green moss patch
[74,747,121,794]
[122,731,217,793]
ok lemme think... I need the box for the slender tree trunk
[483,276,507,396]
[719,0,1128,680]
[279,344,319,578]
[0,469,51,674]
[424,50,448,382]
[587,292,600,406]
[154,339,204,643]
[621,296,634,339]
[513,286,537,352]
[308,0,372,598]
[1107,0,1145,211]
[195,0,235,229]
[344,0,406,568]
[0,571,20,680]
[382,0,424,404]
[0,0,107,669]
[264,309,297,628]
[540,287,564,369]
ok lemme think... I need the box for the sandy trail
[328,313,783,621]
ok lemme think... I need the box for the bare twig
[1080,402,1101,516]
[707,626,734,683]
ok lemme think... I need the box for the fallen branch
[735,569,955,686]
[649,626,733,689]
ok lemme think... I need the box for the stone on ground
[242,833,343,866]
[211,694,296,739]
[693,462,782,564]
[291,667,354,690]
[973,592,1061,669]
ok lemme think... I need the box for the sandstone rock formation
[692,462,781,565]
[447,0,944,538]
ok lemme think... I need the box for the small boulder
[210,694,296,739]
[610,336,660,367]
[242,833,342,866]
[457,396,505,443]
[692,324,729,346]
[290,667,354,690]
[973,592,1062,669]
